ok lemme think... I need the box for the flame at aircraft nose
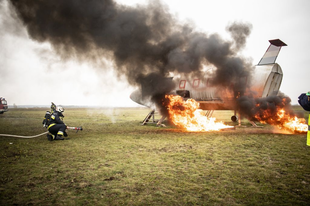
[164,95,234,132]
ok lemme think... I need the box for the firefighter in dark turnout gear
[47,105,67,141]
[42,111,51,128]
[42,102,56,128]
[298,92,310,111]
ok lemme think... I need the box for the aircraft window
[193,79,200,88]
[179,80,186,89]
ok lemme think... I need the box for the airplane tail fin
[258,39,287,65]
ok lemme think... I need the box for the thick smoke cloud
[9,0,253,108]
[227,22,252,51]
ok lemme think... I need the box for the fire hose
[67,126,83,131]
[0,126,83,139]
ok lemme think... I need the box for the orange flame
[165,95,234,131]
[255,108,307,133]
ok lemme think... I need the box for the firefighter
[47,105,67,141]
[298,91,310,146]
[42,111,51,128]
[298,92,310,111]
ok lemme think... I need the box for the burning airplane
[130,39,287,112]
[131,39,308,133]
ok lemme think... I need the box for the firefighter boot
[47,134,53,141]
[55,131,65,140]
[55,135,64,140]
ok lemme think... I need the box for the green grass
[0,107,309,205]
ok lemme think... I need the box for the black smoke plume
[9,0,253,109]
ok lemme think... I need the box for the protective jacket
[47,111,67,140]
[42,111,51,128]
[298,93,310,111]
[48,112,65,127]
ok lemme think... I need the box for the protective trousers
[307,114,310,146]
[48,124,66,137]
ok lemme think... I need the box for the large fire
[164,95,234,131]
[164,94,308,133]
[254,107,308,133]
[252,96,308,133]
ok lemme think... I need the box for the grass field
[0,107,310,205]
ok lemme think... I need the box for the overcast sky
[0,0,309,106]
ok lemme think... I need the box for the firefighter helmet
[56,105,64,113]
